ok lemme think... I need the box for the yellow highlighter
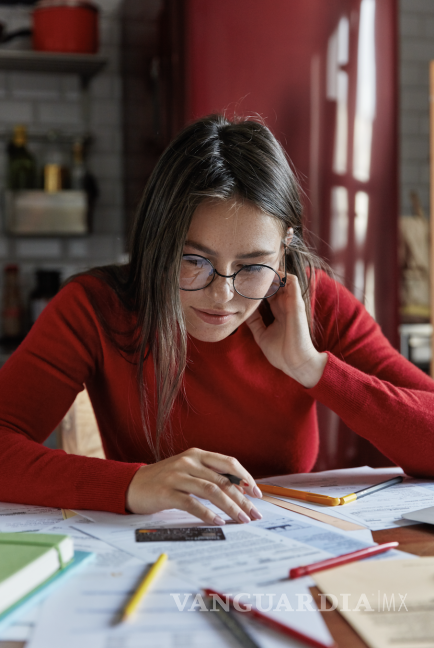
[120,553,168,623]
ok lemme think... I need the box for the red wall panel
[183,0,398,469]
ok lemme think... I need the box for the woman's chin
[186,322,239,343]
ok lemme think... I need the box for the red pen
[203,587,337,648]
[289,541,399,579]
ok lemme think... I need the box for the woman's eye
[183,256,199,265]
[242,265,264,273]
[182,256,209,270]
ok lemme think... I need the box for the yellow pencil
[257,484,341,506]
[120,553,168,623]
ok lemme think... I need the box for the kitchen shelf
[0,49,107,86]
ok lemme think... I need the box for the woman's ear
[285,227,294,246]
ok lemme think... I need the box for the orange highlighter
[257,475,404,506]
[257,483,341,506]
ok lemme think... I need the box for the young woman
[1,114,433,527]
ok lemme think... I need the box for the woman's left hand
[245,272,328,388]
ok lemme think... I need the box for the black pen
[221,473,244,486]
[340,475,404,504]
[203,594,261,648]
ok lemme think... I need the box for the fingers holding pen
[125,448,264,525]
[205,471,263,522]
[170,470,262,525]
[197,449,263,500]
[182,476,252,524]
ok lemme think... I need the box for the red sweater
[1,271,433,514]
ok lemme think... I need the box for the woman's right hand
[125,447,263,525]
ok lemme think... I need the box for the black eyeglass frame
[179,245,288,300]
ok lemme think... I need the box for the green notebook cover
[0,532,72,616]
[0,550,93,632]
[0,533,70,582]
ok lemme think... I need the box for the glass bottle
[2,264,23,340]
[43,130,69,192]
[7,125,36,190]
[70,137,98,231]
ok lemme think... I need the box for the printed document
[73,497,384,589]
[73,519,333,589]
[0,501,63,532]
[27,564,334,648]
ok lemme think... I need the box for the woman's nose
[208,274,235,303]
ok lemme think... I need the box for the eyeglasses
[179,251,287,300]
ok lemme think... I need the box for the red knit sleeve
[308,272,434,477]
[0,279,141,513]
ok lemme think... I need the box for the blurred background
[0,0,431,469]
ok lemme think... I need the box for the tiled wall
[0,0,125,311]
[400,0,434,216]
[121,0,163,235]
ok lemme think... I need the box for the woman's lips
[192,308,237,325]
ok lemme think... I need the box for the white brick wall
[400,0,434,215]
[0,1,125,312]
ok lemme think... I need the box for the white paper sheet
[261,467,434,530]
[40,518,145,569]
[72,501,232,528]
[73,519,334,590]
[0,502,63,532]
[253,512,375,556]
[251,496,374,544]
[77,495,374,543]
[27,564,334,648]
[72,496,383,589]
[0,602,43,642]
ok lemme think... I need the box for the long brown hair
[84,114,323,460]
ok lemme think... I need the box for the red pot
[32,1,99,54]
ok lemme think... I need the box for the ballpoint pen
[338,476,404,504]
[289,541,399,579]
[203,593,261,648]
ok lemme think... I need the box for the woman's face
[180,198,284,342]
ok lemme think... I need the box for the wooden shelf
[0,49,107,86]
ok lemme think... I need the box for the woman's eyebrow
[184,239,276,259]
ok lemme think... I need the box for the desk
[1,523,434,648]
